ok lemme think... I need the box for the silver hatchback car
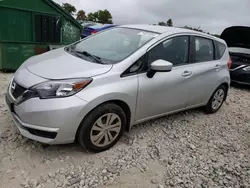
[6,25,231,152]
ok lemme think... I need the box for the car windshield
[73,27,159,64]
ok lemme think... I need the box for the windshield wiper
[75,50,104,64]
[65,46,85,59]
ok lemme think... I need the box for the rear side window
[215,41,226,59]
[195,37,214,62]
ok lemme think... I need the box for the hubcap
[212,89,224,110]
[90,113,122,147]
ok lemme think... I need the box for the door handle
[182,71,192,77]
[214,64,221,69]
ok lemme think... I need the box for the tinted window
[148,36,189,66]
[74,28,159,64]
[195,37,214,62]
[35,15,61,43]
[215,41,226,59]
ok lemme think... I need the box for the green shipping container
[0,0,82,71]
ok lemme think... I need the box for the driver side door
[135,35,193,122]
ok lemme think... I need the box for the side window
[148,36,189,66]
[195,37,214,62]
[215,41,226,59]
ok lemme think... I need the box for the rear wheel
[77,103,126,152]
[205,85,227,114]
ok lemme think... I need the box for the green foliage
[166,19,173,27]
[183,26,220,37]
[184,25,203,32]
[76,10,86,21]
[60,3,113,24]
[158,19,173,27]
[158,22,167,26]
[212,34,221,38]
[156,19,220,37]
[98,9,113,24]
[87,12,98,22]
[87,9,113,24]
[62,3,76,16]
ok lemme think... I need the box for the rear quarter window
[215,41,226,59]
[194,37,214,62]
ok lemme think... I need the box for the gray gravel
[0,72,250,188]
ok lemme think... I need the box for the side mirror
[151,59,173,72]
[147,59,173,78]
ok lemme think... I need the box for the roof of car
[120,24,188,33]
[119,24,225,44]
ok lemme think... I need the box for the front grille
[11,81,27,99]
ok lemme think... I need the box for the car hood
[228,47,250,55]
[25,48,112,79]
[221,26,250,49]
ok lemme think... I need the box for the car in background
[221,26,250,85]
[81,23,117,38]
[81,21,96,29]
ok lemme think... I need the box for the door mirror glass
[150,59,173,72]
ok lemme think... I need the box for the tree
[76,10,86,21]
[87,13,98,22]
[158,22,167,26]
[212,34,220,38]
[158,19,173,27]
[87,9,113,24]
[166,19,173,27]
[96,9,113,24]
[183,26,203,32]
[62,3,76,16]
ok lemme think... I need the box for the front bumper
[5,90,88,144]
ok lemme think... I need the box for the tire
[77,103,126,153]
[205,85,227,114]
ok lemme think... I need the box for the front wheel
[77,103,126,152]
[205,85,227,114]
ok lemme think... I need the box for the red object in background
[91,30,98,35]
[35,46,49,55]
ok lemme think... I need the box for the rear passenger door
[185,36,223,107]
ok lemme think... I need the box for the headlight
[32,78,92,99]
[243,66,250,71]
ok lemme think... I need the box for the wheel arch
[75,97,133,141]
[109,100,132,132]
[205,80,229,106]
[220,82,229,101]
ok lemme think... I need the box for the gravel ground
[0,72,250,188]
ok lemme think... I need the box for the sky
[54,0,250,34]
